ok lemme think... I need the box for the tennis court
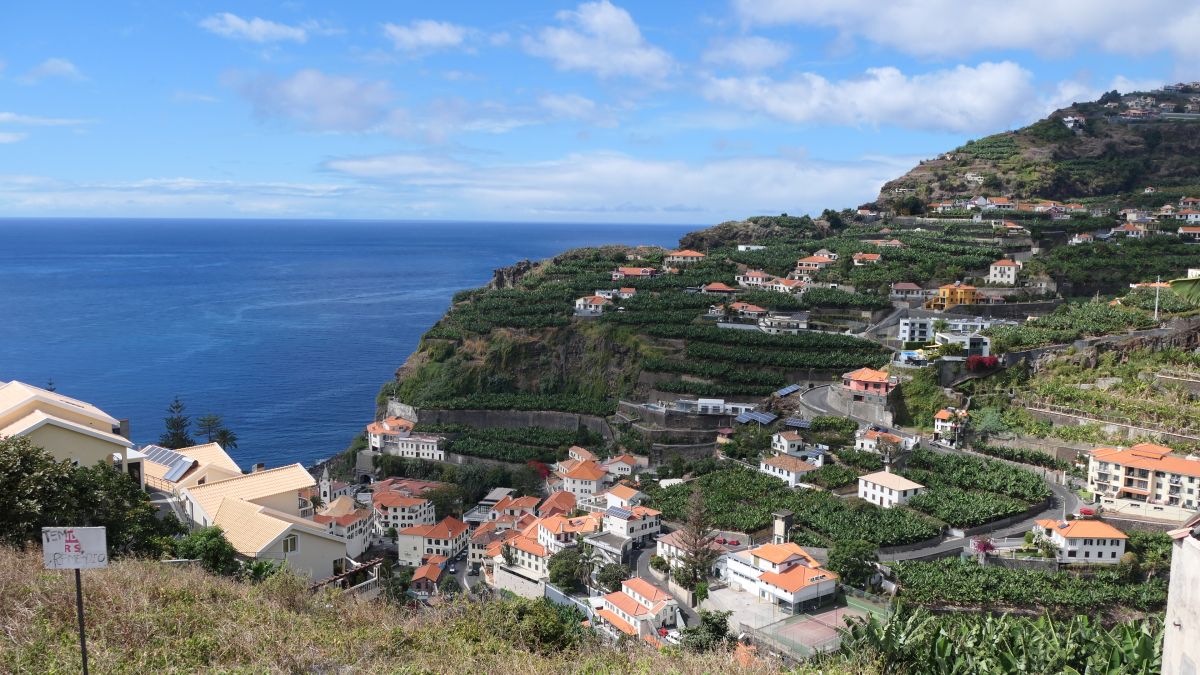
[754,596,888,657]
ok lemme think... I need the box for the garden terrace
[892,558,1167,614]
[983,301,1155,353]
[1025,237,1200,295]
[421,425,604,464]
[642,467,941,547]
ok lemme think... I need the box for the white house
[758,311,808,335]
[313,495,374,560]
[611,266,658,281]
[771,431,805,455]
[854,429,905,454]
[858,471,925,508]
[759,455,821,488]
[986,259,1021,285]
[366,417,444,461]
[795,255,835,273]
[852,252,882,266]
[664,249,706,265]
[1069,232,1095,246]
[933,408,968,446]
[535,513,603,555]
[605,484,644,510]
[595,577,678,641]
[395,516,469,566]
[602,454,641,478]
[737,244,766,252]
[603,505,661,546]
[735,269,774,287]
[575,295,612,316]
[1033,518,1127,564]
[557,459,609,496]
[212,497,348,580]
[721,542,840,615]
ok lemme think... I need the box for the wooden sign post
[42,527,107,675]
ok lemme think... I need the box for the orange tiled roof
[797,255,834,264]
[751,542,816,566]
[1090,443,1200,479]
[622,577,672,604]
[843,367,890,382]
[759,563,838,593]
[668,249,706,258]
[1035,518,1127,539]
[366,416,414,435]
[538,490,576,516]
[607,484,641,501]
[413,562,443,583]
[563,460,607,481]
[398,516,467,540]
[373,492,427,509]
[992,259,1019,267]
[596,608,637,636]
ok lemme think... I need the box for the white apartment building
[372,492,435,537]
[897,315,1016,343]
[366,416,444,461]
[595,577,678,641]
[1033,518,1127,564]
[771,431,804,454]
[395,516,469,566]
[1088,443,1200,522]
[858,471,925,508]
[312,495,374,560]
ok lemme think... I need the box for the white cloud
[383,20,469,53]
[0,132,27,143]
[538,93,619,127]
[199,13,308,43]
[229,69,397,132]
[18,58,85,84]
[703,62,1039,133]
[524,0,674,80]
[322,149,910,221]
[702,36,790,71]
[733,0,1200,62]
[0,112,89,126]
[322,154,464,178]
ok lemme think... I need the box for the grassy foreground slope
[0,548,860,674]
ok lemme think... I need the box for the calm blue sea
[0,219,694,468]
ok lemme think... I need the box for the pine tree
[159,396,194,449]
[676,488,719,590]
[195,414,223,442]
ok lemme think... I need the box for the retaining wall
[413,408,615,441]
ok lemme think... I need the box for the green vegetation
[643,468,940,547]
[835,605,1163,675]
[906,487,1029,528]
[984,301,1155,353]
[420,393,617,416]
[970,442,1071,471]
[902,448,1049,503]
[804,464,860,489]
[1026,238,1200,294]
[893,367,953,429]
[826,539,878,587]
[893,558,1167,613]
[0,436,183,557]
[443,426,603,464]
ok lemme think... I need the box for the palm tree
[213,427,238,450]
[574,534,595,590]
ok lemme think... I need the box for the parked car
[448,565,457,574]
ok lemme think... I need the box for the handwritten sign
[42,527,108,570]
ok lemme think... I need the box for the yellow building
[924,282,979,311]
[0,380,142,486]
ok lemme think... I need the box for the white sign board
[42,527,108,570]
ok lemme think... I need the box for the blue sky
[0,1,1193,223]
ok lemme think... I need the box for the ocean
[0,219,695,468]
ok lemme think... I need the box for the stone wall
[413,408,614,441]
[981,555,1060,572]
[827,385,895,427]
[492,564,545,599]
[946,299,1063,319]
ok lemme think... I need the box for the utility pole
[1155,275,1161,322]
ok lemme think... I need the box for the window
[283,534,298,553]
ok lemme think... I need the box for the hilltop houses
[366,417,444,461]
[611,267,658,281]
[852,252,882,266]
[795,255,835,273]
[575,295,611,316]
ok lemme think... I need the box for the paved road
[798,384,834,416]
[632,545,698,627]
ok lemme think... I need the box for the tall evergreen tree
[159,396,194,449]
[195,414,223,442]
[676,488,720,589]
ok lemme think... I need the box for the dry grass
[0,547,874,674]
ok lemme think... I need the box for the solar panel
[734,412,754,424]
[141,444,196,483]
[606,506,633,520]
[784,417,811,429]
[747,412,777,424]
[775,384,801,397]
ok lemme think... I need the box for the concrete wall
[948,498,1051,538]
[827,385,895,428]
[981,555,1060,572]
[945,299,1062,319]
[493,564,545,599]
[1163,533,1200,675]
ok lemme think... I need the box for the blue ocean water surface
[0,219,694,467]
